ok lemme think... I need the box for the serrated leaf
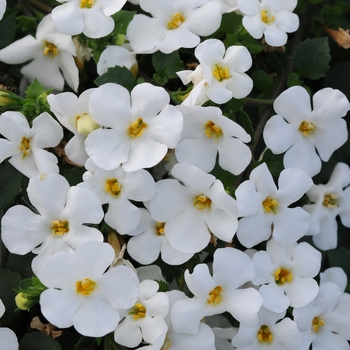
[0,162,23,209]
[19,332,62,350]
[24,79,47,100]
[16,15,38,36]
[94,66,136,92]
[152,51,184,84]
[293,38,331,80]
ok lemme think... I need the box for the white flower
[147,163,238,254]
[126,0,222,54]
[0,15,79,91]
[303,162,350,250]
[217,0,239,13]
[0,300,18,350]
[37,241,140,337]
[51,0,127,38]
[263,86,350,177]
[85,82,183,172]
[238,0,299,46]
[178,39,253,105]
[47,89,98,166]
[175,104,251,175]
[0,0,6,21]
[0,111,63,178]
[171,247,263,334]
[235,163,313,248]
[252,238,321,313]
[1,173,104,274]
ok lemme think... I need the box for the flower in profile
[0,111,63,178]
[238,0,299,47]
[37,241,140,337]
[0,299,18,350]
[126,0,222,54]
[263,86,350,177]
[1,173,104,274]
[178,39,253,105]
[0,15,79,91]
[51,0,127,38]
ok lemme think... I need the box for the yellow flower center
[155,222,165,236]
[127,117,147,138]
[274,267,293,285]
[51,220,69,236]
[76,113,99,137]
[43,41,59,57]
[19,136,31,159]
[204,121,223,139]
[262,196,278,214]
[323,193,339,208]
[257,325,273,343]
[298,121,316,137]
[76,278,96,295]
[129,302,147,320]
[80,0,95,8]
[167,12,185,30]
[261,10,275,24]
[207,286,223,305]
[194,194,212,210]
[105,178,122,197]
[312,316,325,333]
[212,64,230,81]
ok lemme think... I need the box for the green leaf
[6,252,35,279]
[251,69,273,93]
[0,8,17,49]
[286,73,303,88]
[19,332,62,350]
[94,66,136,92]
[293,38,331,80]
[24,79,47,100]
[152,51,184,86]
[0,162,23,209]
[219,12,243,34]
[155,280,170,292]
[111,10,136,35]
[16,15,38,36]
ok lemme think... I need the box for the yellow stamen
[298,121,316,137]
[105,178,122,197]
[262,196,279,214]
[204,121,223,139]
[19,137,31,159]
[194,194,212,210]
[257,325,273,343]
[167,12,185,30]
[129,302,147,319]
[76,278,96,295]
[323,193,339,208]
[212,64,230,81]
[51,220,69,236]
[312,316,325,333]
[80,0,95,8]
[127,117,147,138]
[261,10,275,24]
[207,286,222,305]
[155,222,165,236]
[274,267,293,285]
[43,41,59,57]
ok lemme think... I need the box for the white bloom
[0,15,79,91]
[0,111,63,178]
[171,247,263,334]
[263,86,350,177]
[320,267,348,292]
[51,0,127,38]
[178,39,253,105]
[217,0,239,13]
[0,300,18,350]
[238,0,299,46]
[0,0,6,21]
[85,82,183,172]
[303,162,350,250]
[37,241,140,337]
[126,0,222,54]
[175,105,251,175]
[252,238,321,313]
[147,163,238,254]
[47,89,98,166]
[235,163,312,248]
[1,173,104,274]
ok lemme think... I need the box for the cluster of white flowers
[0,0,350,349]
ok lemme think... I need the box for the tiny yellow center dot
[323,193,339,208]
[298,121,316,137]
[129,302,147,320]
[167,12,185,30]
[155,222,165,236]
[43,41,59,57]
[274,267,293,285]
[262,196,278,214]
[127,117,147,139]
[105,178,122,197]
[207,286,223,305]
[261,10,275,24]
[19,136,31,159]
[76,278,96,295]
[212,64,230,81]
[194,194,212,210]
[51,220,69,236]
[204,121,223,139]
[257,325,273,343]
[80,0,95,8]
[312,316,325,333]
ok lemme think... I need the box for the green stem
[244,97,274,106]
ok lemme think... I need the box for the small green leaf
[293,38,331,80]
[24,79,47,100]
[19,332,62,350]
[0,162,23,209]
[94,66,136,92]
[155,280,170,292]
[111,10,136,35]
[16,15,38,36]
[152,51,184,85]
